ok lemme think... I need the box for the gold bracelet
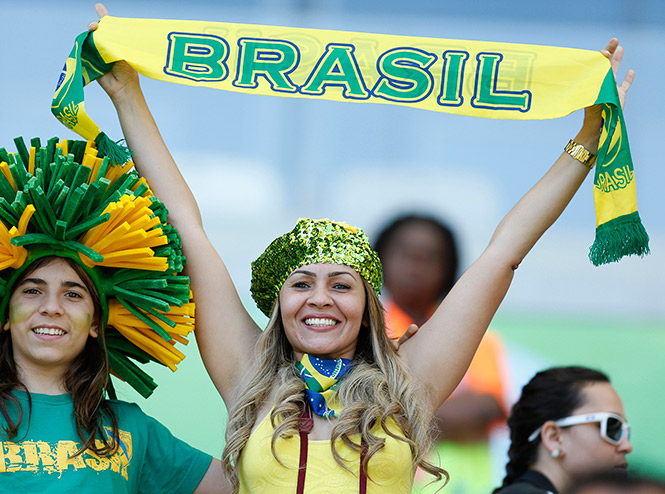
[564,139,596,168]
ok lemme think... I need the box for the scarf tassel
[589,211,650,266]
[94,132,132,165]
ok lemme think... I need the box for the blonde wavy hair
[222,279,448,492]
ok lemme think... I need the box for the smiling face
[559,382,633,478]
[278,263,367,361]
[4,258,99,383]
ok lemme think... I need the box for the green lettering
[300,44,369,99]
[372,48,435,102]
[164,33,229,82]
[234,39,298,92]
[438,50,469,107]
[471,53,531,112]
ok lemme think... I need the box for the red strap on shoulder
[297,406,367,494]
[297,407,313,494]
[359,438,368,494]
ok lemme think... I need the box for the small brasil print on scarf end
[589,211,650,266]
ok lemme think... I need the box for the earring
[551,449,561,459]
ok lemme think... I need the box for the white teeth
[304,318,337,327]
[33,327,65,336]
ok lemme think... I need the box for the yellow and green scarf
[52,15,649,265]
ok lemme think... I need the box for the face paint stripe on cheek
[8,303,33,327]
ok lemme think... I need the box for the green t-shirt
[0,391,212,493]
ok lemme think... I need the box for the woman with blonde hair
[90,5,634,492]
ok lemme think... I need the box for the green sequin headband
[0,137,193,398]
[250,218,383,317]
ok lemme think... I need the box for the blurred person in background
[565,471,665,494]
[374,214,508,494]
[493,366,633,494]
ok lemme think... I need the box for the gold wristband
[564,139,596,168]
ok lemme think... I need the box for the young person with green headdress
[89,4,634,493]
[0,136,227,491]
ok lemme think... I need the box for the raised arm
[401,39,634,410]
[91,4,261,406]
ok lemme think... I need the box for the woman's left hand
[582,38,635,147]
[602,38,634,110]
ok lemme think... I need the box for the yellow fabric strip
[94,16,610,120]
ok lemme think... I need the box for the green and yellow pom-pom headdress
[250,218,383,317]
[0,136,193,398]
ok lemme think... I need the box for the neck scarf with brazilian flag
[52,15,649,265]
[296,354,352,418]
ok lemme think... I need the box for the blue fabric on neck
[295,354,352,417]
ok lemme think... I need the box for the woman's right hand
[91,2,262,406]
[87,2,108,32]
[88,3,140,103]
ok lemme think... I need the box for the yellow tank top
[238,410,414,494]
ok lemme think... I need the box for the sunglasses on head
[528,412,630,445]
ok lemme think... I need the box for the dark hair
[565,470,665,494]
[0,256,119,457]
[494,366,610,492]
[373,213,459,297]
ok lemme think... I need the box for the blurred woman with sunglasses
[493,366,633,494]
